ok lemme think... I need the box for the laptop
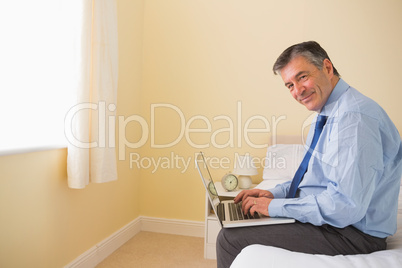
[195,152,295,228]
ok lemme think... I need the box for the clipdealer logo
[64,101,287,159]
[64,100,339,173]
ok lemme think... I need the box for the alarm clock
[221,173,238,191]
[208,181,218,196]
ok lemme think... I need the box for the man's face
[280,56,335,112]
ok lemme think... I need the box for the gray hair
[273,41,340,77]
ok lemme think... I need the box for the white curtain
[66,0,119,189]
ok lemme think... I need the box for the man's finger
[234,190,247,203]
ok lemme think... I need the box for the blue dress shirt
[268,78,402,238]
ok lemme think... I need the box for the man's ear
[323,58,334,78]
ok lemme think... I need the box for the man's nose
[294,81,305,96]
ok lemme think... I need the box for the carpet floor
[96,232,217,268]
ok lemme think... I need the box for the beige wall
[1,0,401,267]
[0,0,144,267]
[139,0,402,222]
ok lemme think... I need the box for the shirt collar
[320,78,349,116]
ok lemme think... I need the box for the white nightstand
[204,183,255,259]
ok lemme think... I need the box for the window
[0,1,80,155]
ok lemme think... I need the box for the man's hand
[234,189,274,217]
[234,189,274,203]
[242,197,272,216]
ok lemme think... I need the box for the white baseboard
[65,216,204,268]
[65,217,142,268]
[140,216,204,238]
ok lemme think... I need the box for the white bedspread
[231,214,402,268]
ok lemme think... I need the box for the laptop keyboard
[217,202,260,222]
[229,202,260,221]
[217,203,225,221]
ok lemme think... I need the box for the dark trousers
[216,221,387,268]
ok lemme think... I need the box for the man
[216,41,402,267]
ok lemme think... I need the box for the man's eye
[288,84,294,91]
[300,75,308,81]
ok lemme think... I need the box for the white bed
[231,143,402,268]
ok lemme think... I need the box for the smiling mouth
[300,92,314,103]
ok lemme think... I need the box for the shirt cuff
[268,198,287,217]
[268,186,286,198]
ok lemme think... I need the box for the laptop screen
[195,152,220,213]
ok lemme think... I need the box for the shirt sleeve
[268,112,384,228]
[268,181,291,198]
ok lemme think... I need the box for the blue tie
[287,115,328,198]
